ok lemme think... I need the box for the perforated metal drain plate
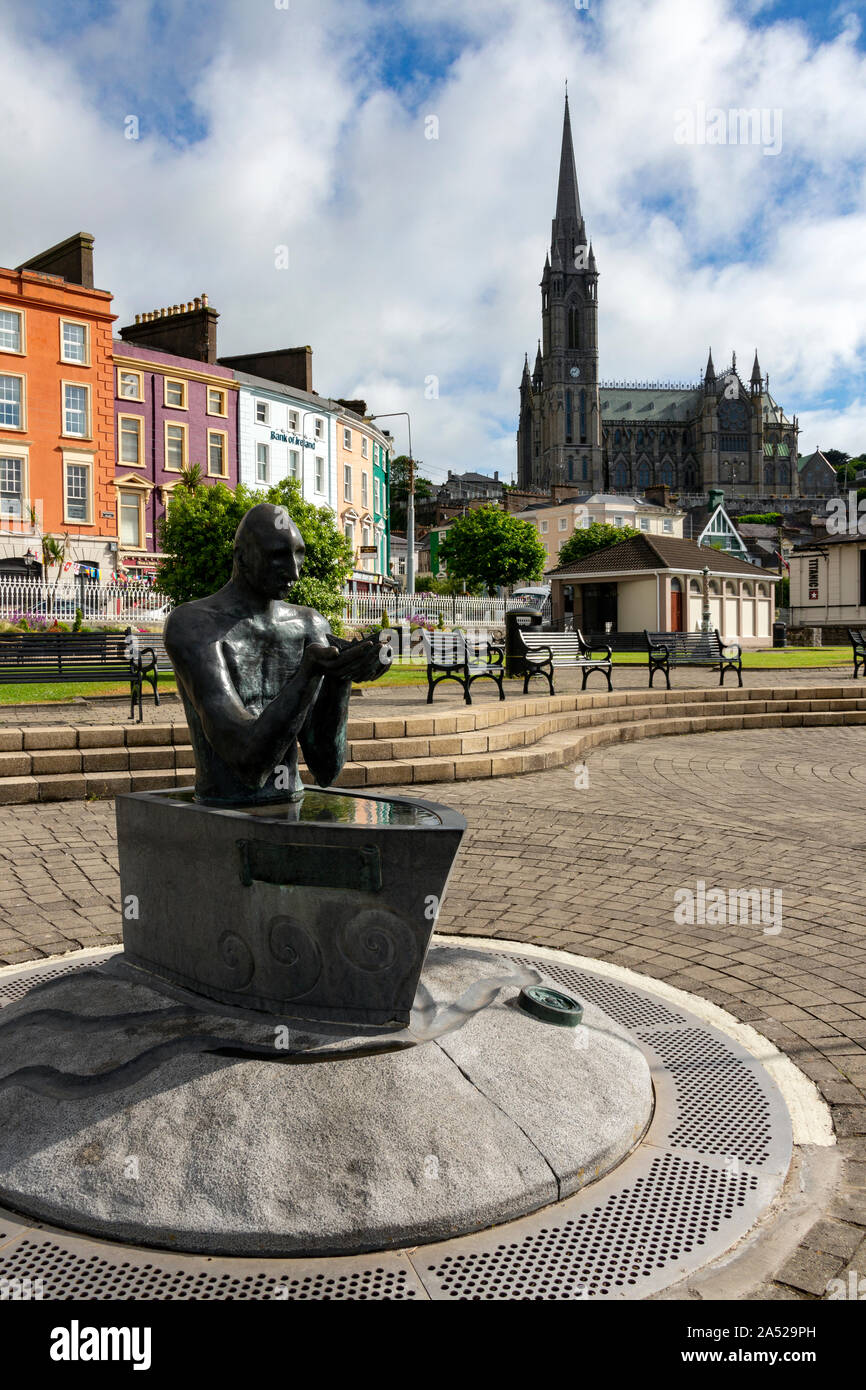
[0,944,792,1301]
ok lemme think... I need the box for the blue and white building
[232,371,338,511]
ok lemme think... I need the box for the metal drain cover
[0,944,792,1301]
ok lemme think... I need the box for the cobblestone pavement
[1,722,865,1296]
[0,661,858,727]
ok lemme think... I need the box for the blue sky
[1,0,865,480]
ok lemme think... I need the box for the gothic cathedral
[517,97,800,501]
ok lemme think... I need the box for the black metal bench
[425,631,505,705]
[0,628,170,720]
[645,629,742,688]
[514,628,613,695]
[849,628,866,679]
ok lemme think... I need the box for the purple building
[112,296,238,579]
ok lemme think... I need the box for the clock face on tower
[569,366,580,378]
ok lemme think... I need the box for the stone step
[1,683,862,756]
[2,686,865,802]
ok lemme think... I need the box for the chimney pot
[194,296,201,309]
[134,314,141,324]
[202,293,209,306]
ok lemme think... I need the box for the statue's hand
[303,636,388,683]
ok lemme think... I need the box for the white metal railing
[341,593,520,626]
[0,580,171,625]
[2,580,541,631]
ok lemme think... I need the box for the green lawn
[609,646,852,669]
[0,673,179,705]
[0,649,854,705]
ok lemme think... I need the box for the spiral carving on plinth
[267,916,323,998]
[338,909,407,973]
[217,931,255,988]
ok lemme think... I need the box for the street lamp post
[701,564,711,634]
[368,411,414,595]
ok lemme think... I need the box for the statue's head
[232,504,305,599]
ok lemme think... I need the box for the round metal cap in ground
[519,984,584,1027]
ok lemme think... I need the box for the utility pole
[405,455,415,596]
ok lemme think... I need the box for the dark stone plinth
[117,787,465,1028]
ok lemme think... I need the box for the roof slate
[547,533,769,579]
[599,388,702,423]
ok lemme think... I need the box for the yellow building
[515,492,685,573]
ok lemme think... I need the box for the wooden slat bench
[645,629,742,689]
[849,628,866,679]
[425,631,505,705]
[0,628,170,720]
[514,628,613,695]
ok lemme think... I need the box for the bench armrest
[580,642,612,662]
[524,644,553,664]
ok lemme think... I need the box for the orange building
[0,233,116,581]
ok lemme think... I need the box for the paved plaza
[1,693,865,1296]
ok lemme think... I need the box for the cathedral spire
[704,348,715,395]
[554,93,582,230]
[751,349,762,385]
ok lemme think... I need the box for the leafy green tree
[389,455,434,530]
[157,476,353,628]
[556,523,641,569]
[438,570,483,597]
[734,513,783,525]
[438,506,546,595]
[157,480,253,605]
[825,449,851,473]
[266,477,353,621]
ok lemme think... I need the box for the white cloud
[0,0,864,480]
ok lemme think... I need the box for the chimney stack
[217,347,313,394]
[119,293,218,363]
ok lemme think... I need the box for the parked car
[510,586,550,610]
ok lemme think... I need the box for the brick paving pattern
[1,718,864,1297]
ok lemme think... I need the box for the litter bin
[772,621,787,649]
[505,608,542,679]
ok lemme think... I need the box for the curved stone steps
[1,684,865,802]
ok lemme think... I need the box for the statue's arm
[166,616,324,788]
[297,619,352,787]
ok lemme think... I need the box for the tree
[556,523,641,569]
[389,455,434,530]
[156,475,353,628]
[824,449,851,472]
[438,506,546,595]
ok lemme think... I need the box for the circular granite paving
[1,724,865,1297]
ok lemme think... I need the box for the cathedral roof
[599,387,703,422]
[547,532,767,579]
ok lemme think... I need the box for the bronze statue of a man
[164,503,387,805]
